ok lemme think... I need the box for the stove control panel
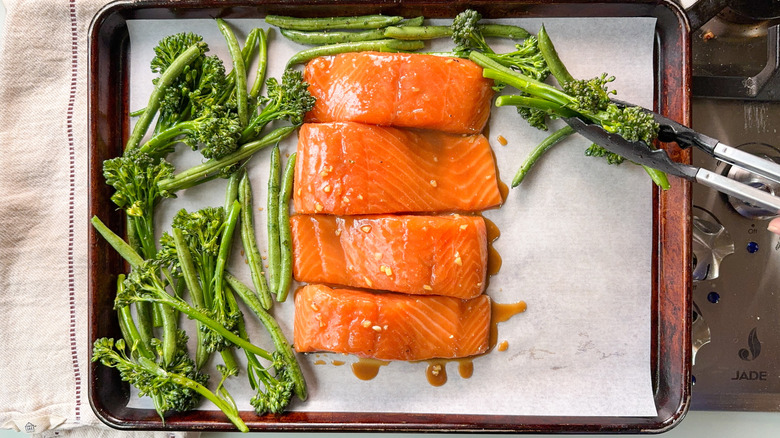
[690,100,780,411]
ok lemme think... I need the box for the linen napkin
[0,1,191,436]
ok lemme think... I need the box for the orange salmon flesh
[304,52,495,134]
[291,214,488,299]
[293,284,491,360]
[293,122,502,215]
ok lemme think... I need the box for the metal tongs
[563,102,780,214]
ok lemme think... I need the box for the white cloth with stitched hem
[0,1,190,437]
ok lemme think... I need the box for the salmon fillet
[304,52,494,134]
[294,122,502,215]
[291,214,487,299]
[294,284,491,360]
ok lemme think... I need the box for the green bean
[133,301,155,354]
[214,200,241,305]
[281,27,386,45]
[279,15,423,44]
[266,14,404,31]
[286,39,424,66]
[238,170,273,310]
[537,24,574,85]
[512,125,575,187]
[224,272,307,401]
[249,29,268,99]
[276,153,296,302]
[172,227,210,369]
[401,16,425,27]
[383,25,451,40]
[482,24,531,40]
[384,23,529,41]
[217,18,248,127]
[266,146,282,293]
[158,300,178,366]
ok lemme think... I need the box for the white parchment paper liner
[123,16,659,418]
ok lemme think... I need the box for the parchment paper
[125,16,658,418]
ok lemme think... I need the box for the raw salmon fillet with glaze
[304,52,494,134]
[291,214,487,299]
[294,122,502,215]
[294,284,491,360]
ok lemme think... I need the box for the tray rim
[87,0,692,433]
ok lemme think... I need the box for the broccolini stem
[483,66,574,107]
[537,24,574,85]
[129,215,157,263]
[157,125,296,193]
[249,29,268,99]
[218,290,243,378]
[643,166,671,190]
[138,121,197,156]
[217,18,249,128]
[276,153,296,302]
[224,272,307,401]
[116,275,154,360]
[470,51,575,107]
[495,95,578,118]
[238,171,273,309]
[126,43,205,151]
[266,14,404,31]
[239,103,278,143]
[512,125,576,187]
[266,146,282,295]
[91,216,145,268]
[285,39,425,67]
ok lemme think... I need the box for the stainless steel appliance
[683,0,780,411]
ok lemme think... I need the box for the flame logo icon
[738,328,761,361]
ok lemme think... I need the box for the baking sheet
[125,16,658,417]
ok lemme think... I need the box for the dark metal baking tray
[87,0,692,432]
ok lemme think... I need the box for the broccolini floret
[451,9,492,54]
[92,337,247,431]
[240,69,316,143]
[249,351,295,415]
[469,32,670,190]
[103,149,175,259]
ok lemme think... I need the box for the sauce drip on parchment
[351,358,390,380]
